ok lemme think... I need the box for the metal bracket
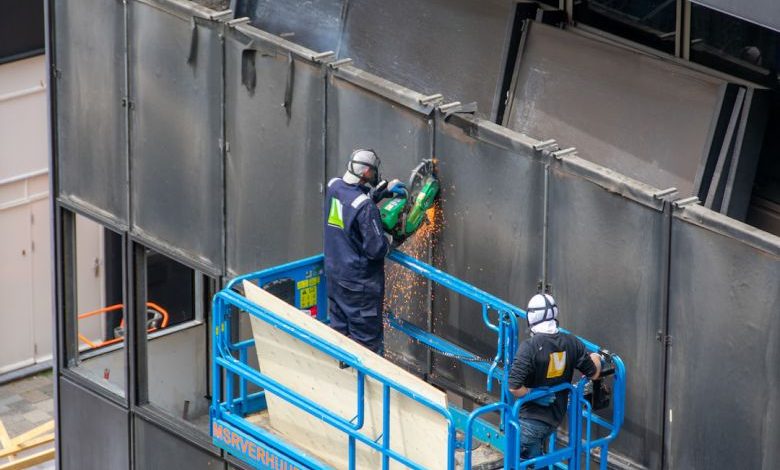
[653,187,678,199]
[211,10,234,21]
[533,139,557,151]
[418,94,444,106]
[227,17,250,27]
[656,331,672,347]
[552,147,577,159]
[672,196,700,209]
[311,51,335,63]
[438,101,462,113]
[536,280,553,295]
[327,58,353,69]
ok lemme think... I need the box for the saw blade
[406,159,435,202]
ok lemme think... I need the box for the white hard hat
[527,293,558,327]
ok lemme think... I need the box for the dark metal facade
[54,0,128,225]
[233,0,344,53]
[338,0,516,120]
[666,206,780,469]
[59,378,130,469]
[224,26,326,276]
[49,1,780,469]
[546,157,668,467]
[505,22,727,198]
[128,2,225,274]
[430,115,545,400]
[134,415,222,468]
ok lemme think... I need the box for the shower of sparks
[384,200,445,331]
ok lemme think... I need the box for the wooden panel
[243,281,448,469]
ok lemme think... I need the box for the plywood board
[243,281,448,469]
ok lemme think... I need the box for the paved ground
[0,371,55,469]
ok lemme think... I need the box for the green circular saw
[379,159,440,240]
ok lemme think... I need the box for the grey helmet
[345,149,381,186]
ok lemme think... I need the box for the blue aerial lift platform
[210,251,625,469]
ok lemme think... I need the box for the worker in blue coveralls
[509,294,602,463]
[323,149,404,355]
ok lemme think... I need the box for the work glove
[387,179,406,197]
[530,388,556,407]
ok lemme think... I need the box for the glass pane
[690,3,780,85]
[574,0,677,53]
[146,250,195,328]
[72,214,125,397]
[144,248,211,430]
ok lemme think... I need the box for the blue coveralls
[323,177,391,354]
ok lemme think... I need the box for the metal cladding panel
[546,164,666,468]
[506,22,726,197]
[129,3,223,271]
[225,32,325,275]
[430,117,544,399]
[233,0,344,53]
[325,75,432,187]
[54,0,128,222]
[59,377,129,469]
[667,210,780,469]
[326,74,433,371]
[134,416,220,468]
[691,0,780,32]
[339,0,514,120]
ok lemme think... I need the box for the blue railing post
[210,295,222,435]
[239,348,248,411]
[381,384,391,470]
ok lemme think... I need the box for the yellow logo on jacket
[546,351,567,378]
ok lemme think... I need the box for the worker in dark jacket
[509,294,602,462]
[323,149,401,354]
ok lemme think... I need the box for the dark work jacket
[323,178,390,292]
[508,332,597,427]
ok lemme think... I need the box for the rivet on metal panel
[418,94,444,106]
[533,139,557,151]
[653,187,678,199]
[672,196,699,208]
[311,51,336,63]
[227,17,250,27]
[552,147,577,159]
[438,101,462,113]
[328,58,353,68]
